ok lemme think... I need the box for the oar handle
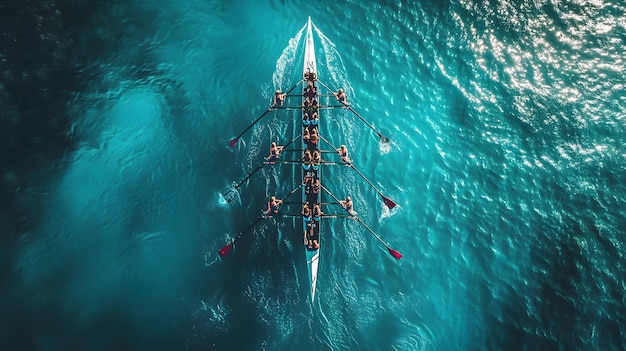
[281,183,304,201]
[320,184,352,214]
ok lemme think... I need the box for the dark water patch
[191,224,303,350]
[0,3,107,348]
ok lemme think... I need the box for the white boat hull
[302,17,320,302]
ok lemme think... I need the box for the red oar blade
[218,244,233,257]
[383,196,396,209]
[388,248,402,259]
[229,138,239,148]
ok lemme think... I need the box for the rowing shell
[219,17,402,305]
[302,17,320,302]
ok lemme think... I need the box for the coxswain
[305,223,319,250]
[304,224,318,250]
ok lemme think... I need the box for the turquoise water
[4,0,626,350]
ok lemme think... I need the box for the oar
[320,184,356,216]
[316,135,353,164]
[322,214,355,218]
[282,201,341,206]
[264,133,302,159]
[223,163,265,202]
[282,183,304,201]
[344,105,389,143]
[229,108,272,147]
[263,183,304,218]
[281,133,302,150]
[354,216,403,259]
[263,160,303,165]
[349,164,396,209]
[273,107,305,110]
[218,217,264,257]
[318,134,338,151]
[317,79,389,143]
[321,184,402,259]
[225,133,302,201]
[229,80,303,147]
[281,149,335,153]
[317,135,395,208]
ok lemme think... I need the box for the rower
[311,178,320,195]
[312,203,323,221]
[312,150,321,170]
[303,104,311,126]
[336,144,351,164]
[304,84,317,99]
[304,226,311,249]
[309,127,319,146]
[310,111,318,126]
[302,202,312,222]
[304,99,315,122]
[265,142,283,163]
[303,127,310,144]
[273,90,286,107]
[339,196,356,216]
[311,98,319,112]
[264,196,283,216]
[302,149,313,170]
[304,71,317,82]
[334,88,347,103]
[304,169,317,184]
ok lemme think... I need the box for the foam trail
[273,23,306,89]
[244,24,305,173]
[314,24,352,98]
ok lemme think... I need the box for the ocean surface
[1,0,625,350]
